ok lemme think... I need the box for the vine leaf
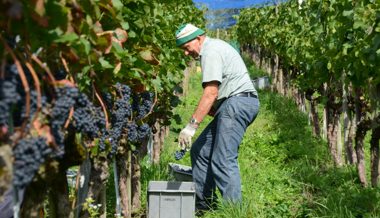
[54,33,79,43]
[151,78,162,90]
[79,37,91,55]
[99,57,113,69]
[112,0,123,10]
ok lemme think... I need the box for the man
[176,23,260,210]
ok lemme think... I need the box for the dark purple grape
[131,91,154,120]
[174,149,187,160]
[13,137,52,188]
[50,86,79,156]
[72,93,106,139]
[99,84,132,155]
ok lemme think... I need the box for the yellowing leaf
[139,50,160,65]
[34,0,45,16]
[113,62,122,74]
[139,50,153,61]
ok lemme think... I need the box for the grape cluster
[124,122,150,143]
[99,83,132,154]
[13,137,52,188]
[53,69,67,80]
[50,86,79,156]
[137,123,150,141]
[174,149,187,160]
[72,93,105,139]
[102,92,113,110]
[126,122,138,143]
[0,103,9,127]
[0,64,22,125]
[132,91,154,120]
[20,90,48,123]
[98,84,153,156]
[0,64,51,129]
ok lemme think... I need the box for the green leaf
[144,5,150,14]
[121,22,130,30]
[90,142,99,157]
[353,21,366,30]
[327,62,332,70]
[130,144,136,151]
[152,77,162,88]
[54,33,79,43]
[112,41,124,54]
[79,37,91,55]
[82,65,91,74]
[49,27,63,36]
[132,68,144,77]
[134,19,144,29]
[342,10,353,17]
[129,31,136,38]
[312,92,321,99]
[112,0,124,10]
[99,57,113,69]
[155,7,163,17]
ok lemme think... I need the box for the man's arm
[192,81,219,123]
[177,81,218,150]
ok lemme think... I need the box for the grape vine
[0,0,204,215]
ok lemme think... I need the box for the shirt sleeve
[201,50,223,86]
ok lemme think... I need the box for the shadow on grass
[260,90,380,217]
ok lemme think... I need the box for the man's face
[181,37,201,59]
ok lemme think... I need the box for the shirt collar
[199,36,210,57]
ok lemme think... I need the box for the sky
[193,0,271,10]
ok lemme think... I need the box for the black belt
[214,92,257,110]
[233,92,258,98]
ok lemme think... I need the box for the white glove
[178,124,197,150]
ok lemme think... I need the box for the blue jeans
[190,95,260,209]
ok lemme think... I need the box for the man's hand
[178,124,197,150]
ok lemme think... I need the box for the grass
[120,64,380,217]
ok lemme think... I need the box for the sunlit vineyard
[1,0,380,217]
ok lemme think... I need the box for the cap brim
[176,29,205,47]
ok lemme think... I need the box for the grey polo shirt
[199,37,257,101]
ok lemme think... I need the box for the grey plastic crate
[168,163,193,182]
[148,181,195,218]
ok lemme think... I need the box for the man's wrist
[189,117,200,129]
